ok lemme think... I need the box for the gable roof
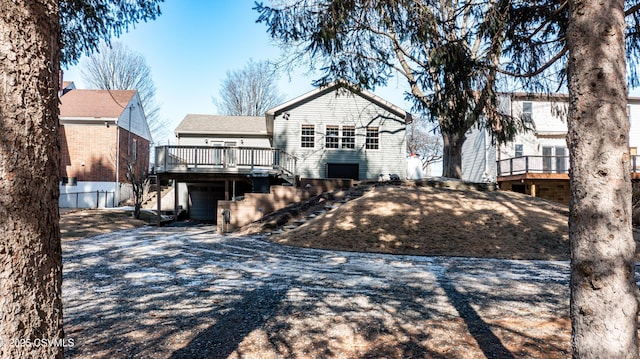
[61,81,75,90]
[59,89,136,118]
[266,80,412,122]
[175,115,269,136]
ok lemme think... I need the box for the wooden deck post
[174,180,179,222]
[156,175,162,227]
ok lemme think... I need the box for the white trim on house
[269,80,410,181]
[462,93,640,182]
[266,80,411,123]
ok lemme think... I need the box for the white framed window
[325,125,339,148]
[542,146,568,173]
[522,102,533,122]
[325,125,356,149]
[132,138,138,164]
[514,144,523,157]
[301,124,315,148]
[366,127,379,150]
[341,125,355,149]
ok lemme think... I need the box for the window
[542,146,553,172]
[555,146,567,173]
[301,124,315,148]
[542,146,568,173]
[514,144,523,157]
[325,125,357,149]
[366,127,379,149]
[341,126,355,149]
[522,101,532,122]
[132,138,138,164]
[325,125,339,148]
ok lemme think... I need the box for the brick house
[59,81,152,208]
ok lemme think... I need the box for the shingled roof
[175,115,269,136]
[59,89,136,118]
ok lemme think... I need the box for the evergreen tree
[502,1,640,356]
[0,1,162,357]
[255,0,532,178]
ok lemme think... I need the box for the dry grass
[62,185,638,358]
[244,184,575,260]
[61,185,640,260]
[60,208,148,241]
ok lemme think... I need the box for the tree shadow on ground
[169,285,286,359]
[63,226,571,358]
[438,275,515,359]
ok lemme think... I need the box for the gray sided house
[267,81,412,181]
[154,81,411,226]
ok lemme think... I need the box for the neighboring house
[168,114,273,218]
[59,81,152,208]
[266,81,412,181]
[154,80,411,223]
[174,114,271,147]
[462,93,640,204]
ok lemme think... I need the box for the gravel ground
[62,225,575,358]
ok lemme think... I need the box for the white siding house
[461,127,497,182]
[266,81,412,181]
[154,82,411,224]
[461,93,640,204]
[463,93,571,183]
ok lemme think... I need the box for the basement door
[327,163,359,180]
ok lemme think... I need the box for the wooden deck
[155,145,297,181]
[497,155,640,180]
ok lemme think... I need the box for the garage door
[327,163,359,180]
[189,185,225,222]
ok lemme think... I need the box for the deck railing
[155,145,297,178]
[497,155,640,176]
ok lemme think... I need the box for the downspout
[115,119,120,205]
[128,105,132,157]
[485,128,491,181]
[125,104,133,205]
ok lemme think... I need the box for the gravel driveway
[63,225,572,358]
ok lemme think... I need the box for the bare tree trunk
[567,0,639,357]
[441,131,465,179]
[0,2,64,358]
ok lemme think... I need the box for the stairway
[142,185,173,210]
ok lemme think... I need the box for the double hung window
[326,125,356,149]
[301,124,315,148]
[366,127,379,150]
[522,102,533,122]
[514,144,523,158]
[341,126,355,149]
[325,125,340,148]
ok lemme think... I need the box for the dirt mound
[252,184,571,260]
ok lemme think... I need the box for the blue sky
[63,0,412,145]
